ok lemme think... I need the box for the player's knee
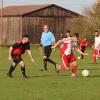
[72,61,77,66]
[12,62,17,67]
[19,61,25,67]
[43,55,47,59]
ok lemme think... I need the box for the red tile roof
[0,4,80,16]
[1,4,52,16]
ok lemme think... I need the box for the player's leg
[81,46,85,59]
[7,62,17,77]
[93,49,97,64]
[19,60,27,78]
[58,54,69,71]
[42,46,50,71]
[43,55,48,71]
[44,45,57,71]
[70,53,77,77]
[71,61,77,77]
[7,55,19,77]
[46,45,57,67]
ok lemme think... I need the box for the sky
[0,0,96,14]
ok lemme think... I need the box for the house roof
[0,4,80,16]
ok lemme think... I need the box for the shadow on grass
[88,75,100,78]
[88,62,100,64]
[78,68,100,70]
[77,75,100,78]
[31,74,68,78]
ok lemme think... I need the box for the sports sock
[47,58,56,65]
[21,67,26,76]
[72,65,77,74]
[43,59,47,71]
[93,56,96,64]
[9,65,16,74]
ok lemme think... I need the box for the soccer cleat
[6,73,13,78]
[40,69,48,72]
[71,73,76,77]
[23,75,28,79]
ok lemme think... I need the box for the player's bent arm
[52,39,63,49]
[75,47,88,56]
[8,46,13,61]
[26,50,35,64]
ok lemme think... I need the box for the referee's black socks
[47,58,56,65]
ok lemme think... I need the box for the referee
[40,25,57,71]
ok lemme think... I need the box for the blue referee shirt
[41,31,55,47]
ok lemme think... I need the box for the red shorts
[93,49,100,55]
[60,53,76,67]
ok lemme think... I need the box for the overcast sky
[0,0,96,14]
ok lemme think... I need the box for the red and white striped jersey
[60,37,78,55]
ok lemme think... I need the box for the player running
[80,38,89,59]
[52,33,88,77]
[93,31,100,64]
[7,34,35,78]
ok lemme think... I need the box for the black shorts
[11,55,23,63]
[43,45,52,58]
[81,46,86,52]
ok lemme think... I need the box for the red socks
[93,56,96,64]
[72,65,77,74]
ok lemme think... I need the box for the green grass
[0,46,100,100]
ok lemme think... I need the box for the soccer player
[52,33,88,77]
[7,34,35,78]
[40,25,57,71]
[80,38,89,59]
[93,31,100,64]
[62,30,72,38]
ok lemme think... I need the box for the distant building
[0,4,80,45]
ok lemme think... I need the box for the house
[0,4,80,45]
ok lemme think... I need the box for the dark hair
[95,30,98,33]
[22,34,30,38]
[66,30,70,33]
[73,33,79,38]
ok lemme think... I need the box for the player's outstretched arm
[26,50,35,64]
[76,47,88,56]
[8,46,13,62]
[51,39,63,49]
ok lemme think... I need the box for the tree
[80,2,100,45]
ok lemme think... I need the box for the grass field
[0,46,100,100]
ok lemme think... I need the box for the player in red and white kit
[52,33,88,77]
[93,31,100,64]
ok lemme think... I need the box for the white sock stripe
[61,54,67,68]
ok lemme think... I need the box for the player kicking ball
[52,33,88,77]
[7,34,35,78]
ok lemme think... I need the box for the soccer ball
[82,69,90,77]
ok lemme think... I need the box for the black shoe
[40,69,48,72]
[40,69,44,71]
[23,75,28,79]
[6,73,13,78]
